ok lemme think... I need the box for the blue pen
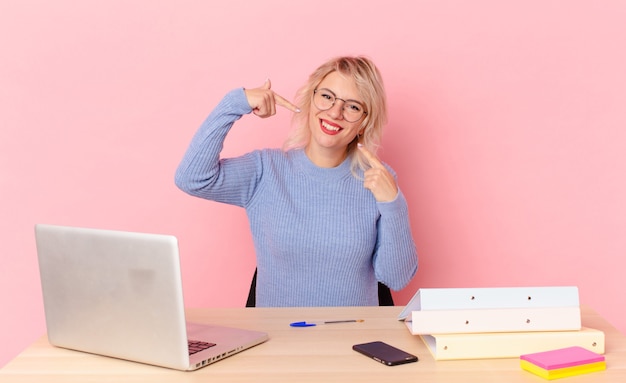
[290,319,364,327]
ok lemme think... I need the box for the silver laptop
[35,224,269,371]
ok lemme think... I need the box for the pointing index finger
[358,144,385,169]
[274,92,301,113]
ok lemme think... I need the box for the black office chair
[245,268,394,307]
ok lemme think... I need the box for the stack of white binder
[398,286,605,360]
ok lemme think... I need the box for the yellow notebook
[520,360,606,380]
[520,346,606,380]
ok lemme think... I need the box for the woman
[175,56,417,307]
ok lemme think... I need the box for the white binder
[398,286,580,320]
[405,306,581,335]
[399,286,581,335]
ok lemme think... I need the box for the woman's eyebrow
[321,87,365,105]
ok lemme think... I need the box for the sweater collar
[292,149,352,179]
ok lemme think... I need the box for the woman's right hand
[244,79,300,118]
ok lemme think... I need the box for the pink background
[1,0,625,367]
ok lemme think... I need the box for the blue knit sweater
[175,88,417,307]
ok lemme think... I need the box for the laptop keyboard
[188,340,216,355]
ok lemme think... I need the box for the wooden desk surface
[1,306,625,382]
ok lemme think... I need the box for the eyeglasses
[313,88,367,123]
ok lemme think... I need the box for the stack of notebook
[398,286,605,361]
[520,346,606,380]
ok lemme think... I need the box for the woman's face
[306,71,366,161]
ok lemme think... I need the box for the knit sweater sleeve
[373,188,418,291]
[174,88,261,207]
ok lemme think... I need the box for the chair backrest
[246,269,394,307]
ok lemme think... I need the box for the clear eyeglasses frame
[312,88,367,123]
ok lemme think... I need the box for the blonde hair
[283,56,387,176]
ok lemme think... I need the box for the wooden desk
[2,306,625,382]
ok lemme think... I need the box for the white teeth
[322,121,340,131]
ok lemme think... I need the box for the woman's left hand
[358,145,398,202]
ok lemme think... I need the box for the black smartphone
[352,341,418,366]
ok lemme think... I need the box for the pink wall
[2,1,625,367]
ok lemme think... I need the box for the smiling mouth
[320,119,342,134]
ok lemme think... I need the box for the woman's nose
[327,100,344,120]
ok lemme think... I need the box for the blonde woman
[176,56,417,307]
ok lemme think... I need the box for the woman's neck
[304,145,348,168]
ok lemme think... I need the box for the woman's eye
[348,104,362,112]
